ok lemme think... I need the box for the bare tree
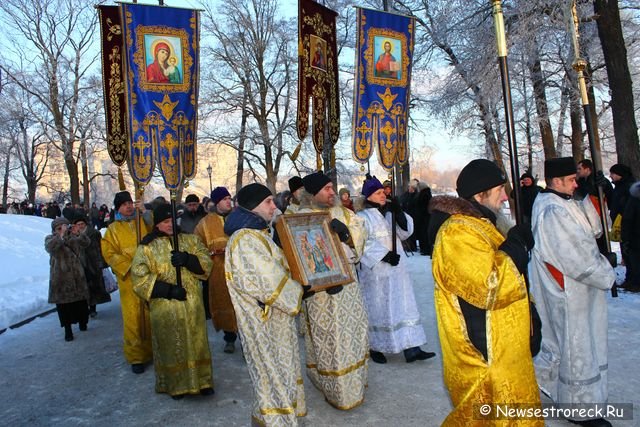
[199,0,299,192]
[0,0,99,205]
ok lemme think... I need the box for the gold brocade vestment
[131,233,214,397]
[225,228,305,426]
[194,212,237,332]
[297,201,369,410]
[431,214,542,426]
[101,219,152,365]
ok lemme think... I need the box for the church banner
[297,0,340,155]
[352,8,415,170]
[98,5,128,168]
[120,3,200,189]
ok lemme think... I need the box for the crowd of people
[22,155,636,426]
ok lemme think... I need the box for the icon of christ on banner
[374,37,401,80]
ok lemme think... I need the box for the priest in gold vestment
[297,172,369,410]
[131,203,214,399]
[101,191,152,374]
[429,160,542,426]
[225,183,306,426]
[194,186,238,353]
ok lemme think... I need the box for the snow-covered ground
[0,213,638,426]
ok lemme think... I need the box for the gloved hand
[171,251,204,274]
[506,224,535,251]
[594,170,609,187]
[168,286,187,301]
[499,225,534,275]
[326,285,343,295]
[171,251,189,267]
[302,285,314,300]
[257,300,266,310]
[330,219,350,243]
[604,252,617,268]
[151,280,187,301]
[387,198,408,231]
[381,251,400,266]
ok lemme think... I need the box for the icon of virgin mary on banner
[352,8,415,171]
[297,0,340,157]
[119,3,199,190]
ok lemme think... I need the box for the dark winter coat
[45,232,91,304]
[178,205,207,234]
[607,176,635,222]
[80,227,111,305]
[622,182,640,251]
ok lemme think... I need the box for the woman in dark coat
[45,217,91,341]
[71,212,111,316]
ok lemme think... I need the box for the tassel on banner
[316,152,322,171]
[291,142,302,162]
[118,167,126,191]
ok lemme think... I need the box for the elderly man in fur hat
[101,191,153,374]
[131,203,214,400]
[296,171,369,410]
[429,159,542,426]
[530,157,616,427]
[224,183,307,426]
[194,186,239,353]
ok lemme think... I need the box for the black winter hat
[456,159,507,199]
[545,157,576,179]
[70,210,88,224]
[153,203,173,226]
[185,194,200,204]
[288,176,304,193]
[114,191,133,211]
[237,183,272,211]
[609,163,632,179]
[302,172,332,195]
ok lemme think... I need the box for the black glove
[594,170,608,187]
[506,224,535,251]
[330,219,350,243]
[381,251,400,266]
[257,300,266,310]
[171,251,204,274]
[604,251,617,268]
[499,225,534,275]
[151,280,187,301]
[326,285,343,295]
[272,227,283,249]
[302,285,314,300]
[387,198,408,231]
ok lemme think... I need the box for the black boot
[567,418,612,427]
[200,387,215,396]
[64,325,74,342]
[369,350,387,364]
[79,322,87,331]
[131,363,145,374]
[404,347,436,363]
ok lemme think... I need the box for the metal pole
[491,0,523,224]
[568,0,616,297]
[170,190,183,287]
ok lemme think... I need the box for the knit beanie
[545,157,576,179]
[114,191,133,211]
[302,172,332,195]
[609,163,632,178]
[237,183,272,211]
[362,175,384,198]
[288,176,304,193]
[185,194,200,204]
[456,159,507,199]
[210,187,231,205]
[153,203,173,226]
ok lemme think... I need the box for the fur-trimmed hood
[428,195,483,218]
[298,189,341,210]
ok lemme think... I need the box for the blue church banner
[352,8,415,170]
[120,3,199,190]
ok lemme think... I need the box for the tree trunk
[593,0,640,171]
[528,43,556,160]
[80,141,90,207]
[235,85,249,194]
[2,147,11,207]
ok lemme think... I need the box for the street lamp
[206,164,213,193]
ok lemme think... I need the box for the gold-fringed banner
[352,8,415,170]
[297,0,340,155]
[120,3,200,190]
[98,5,128,167]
